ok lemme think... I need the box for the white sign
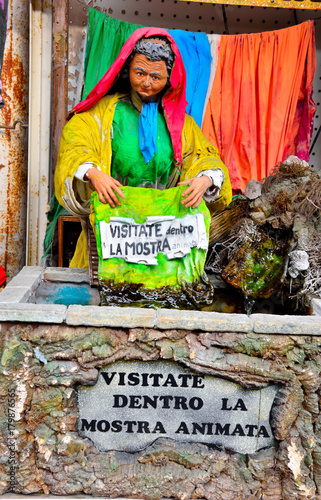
[78,361,278,454]
[99,214,208,265]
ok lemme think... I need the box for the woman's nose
[143,75,151,88]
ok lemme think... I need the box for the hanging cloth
[80,10,210,128]
[168,29,212,127]
[202,21,316,193]
[81,8,142,100]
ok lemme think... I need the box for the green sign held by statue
[91,186,214,309]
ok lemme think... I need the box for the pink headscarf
[70,27,187,167]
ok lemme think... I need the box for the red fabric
[202,21,316,193]
[0,266,7,286]
[71,27,187,166]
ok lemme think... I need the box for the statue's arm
[180,114,232,213]
[54,106,106,217]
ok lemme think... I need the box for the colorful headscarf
[70,27,187,167]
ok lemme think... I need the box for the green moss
[223,234,288,299]
[0,339,30,367]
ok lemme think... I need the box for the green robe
[111,100,174,189]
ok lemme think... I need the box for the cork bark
[1,322,321,500]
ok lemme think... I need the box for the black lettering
[125,242,135,256]
[174,397,188,410]
[127,373,140,386]
[245,424,258,437]
[143,242,151,256]
[162,237,171,252]
[149,374,163,386]
[189,397,203,410]
[110,225,118,238]
[159,395,173,408]
[215,423,230,436]
[221,398,232,411]
[231,424,245,436]
[163,374,178,387]
[233,399,247,411]
[97,420,110,432]
[111,420,122,432]
[136,242,143,255]
[121,224,128,238]
[206,423,214,435]
[178,374,192,387]
[192,423,207,435]
[115,243,122,255]
[119,372,126,385]
[175,422,190,434]
[152,421,166,433]
[123,421,137,433]
[81,419,96,432]
[134,225,139,237]
[110,244,116,256]
[139,225,147,238]
[258,425,270,438]
[113,395,128,408]
[141,373,149,386]
[137,421,150,433]
[129,395,142,409]
[155,223,162,237]
[156,240,162,253]
[142,395,158,409]
[192,375,205,388]
[188,225,194,233]
[150,241,157,253]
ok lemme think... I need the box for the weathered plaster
[0,323,321,499]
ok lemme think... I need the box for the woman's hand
[178,176,213,208]
[85,168,125,208]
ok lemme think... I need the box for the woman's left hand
[178,176,213,208]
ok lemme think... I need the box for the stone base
[1,322,321,500]
[1,267,321,499]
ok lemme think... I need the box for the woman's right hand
[85,168,125,208]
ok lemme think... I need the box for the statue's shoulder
[182,112,201,134]
[183,112,198,126]
[91,92,128,113]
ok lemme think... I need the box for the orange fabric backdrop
[202,21,316,193]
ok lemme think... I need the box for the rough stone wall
[1,322,321,500]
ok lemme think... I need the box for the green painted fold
[82,9,143,100]
[111,100,174,188]
[91,186,211,289]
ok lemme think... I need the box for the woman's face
[129,54,168,103]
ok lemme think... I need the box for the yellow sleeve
[54,95,118,217]
[54,95,121,269]
[180,114,232,213]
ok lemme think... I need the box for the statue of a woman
[55,27,232,268]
